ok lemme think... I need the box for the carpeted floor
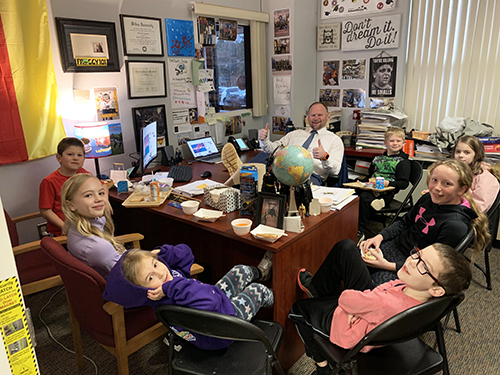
[25,245,500,375]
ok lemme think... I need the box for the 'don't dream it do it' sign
[341,14,401,51]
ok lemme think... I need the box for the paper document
[172,179,219,197]
[312,186,355,204]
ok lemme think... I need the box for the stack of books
[413,142,449,161]
[355,109,409,149]
[479,136,500,164]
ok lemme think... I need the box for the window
[404,1,500,132]
[203,24,253,112]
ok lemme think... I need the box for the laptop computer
[186,136,222,163]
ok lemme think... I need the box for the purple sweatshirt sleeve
[157,243,195,277]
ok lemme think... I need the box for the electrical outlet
[37,222,50,239]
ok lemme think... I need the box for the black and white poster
[369,56,397,97]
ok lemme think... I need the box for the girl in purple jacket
[103,245,273,350]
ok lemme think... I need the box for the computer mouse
[201,170,212,178]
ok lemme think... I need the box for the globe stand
[288,187,298,216]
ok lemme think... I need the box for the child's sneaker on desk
[312,363,332,375]
[257,251,273,281]
[371,198,385,211]
[297,268,318,298]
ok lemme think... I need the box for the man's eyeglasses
[410,247,445,290]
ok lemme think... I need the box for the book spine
[479,137,500,144]
[483,144,500,153]
[403,139,415,157]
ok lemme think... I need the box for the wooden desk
[109,155,358,370]
[344,146,386,158]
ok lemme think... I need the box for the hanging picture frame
[120,15,164,56]
[55,17,120,73]
[131,104,167,152]
[126,61,166,99]
[255,192,286,229]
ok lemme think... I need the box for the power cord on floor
[39,286,98,375]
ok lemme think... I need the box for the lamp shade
[74,122,111,159]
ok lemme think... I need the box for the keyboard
[200,155,222,163]
[168,165,193,182]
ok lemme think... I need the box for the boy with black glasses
[289,239,471,375]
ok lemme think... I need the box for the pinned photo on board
[342,59,366,80]
[320,89,340,108]
[322,60,339,86]
[342,89,366,108]
[274,9,290,37]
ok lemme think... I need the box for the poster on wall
[272,116,287,135]
[274,9,290,37]
[321,0,396,19]
[165,19,195,56]
[274,76,291,105]
[198,16,216,46]
[342,88,366,108]
[342,59,366,80]
[94,87,120,121]
[369,56,397,97]
[167,58,193,83]
[341,14,401,51]
[274,37,290,54]
[272,54,293,74]
[322,60,340,86]
[320,88,340,108]
[317,23,341,51]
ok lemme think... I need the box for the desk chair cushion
[40,237,158,347]
[103,244,235,350]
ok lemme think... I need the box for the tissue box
[204,184,241,213]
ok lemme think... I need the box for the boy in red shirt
[289,239,472,375]
[39,137,91,236]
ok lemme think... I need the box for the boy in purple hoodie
[103,244,274,350]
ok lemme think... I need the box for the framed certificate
[125,61,167,99]
[55,17,120,73]
[120,15,164,56]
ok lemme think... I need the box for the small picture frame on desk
[255,192,286,229]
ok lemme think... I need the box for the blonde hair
[122,249,156,286]
[61,174,125,253]
[427,159,490,259]
[384,126,405,142]
[452,135,485,175]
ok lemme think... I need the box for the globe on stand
[272,145,314,217]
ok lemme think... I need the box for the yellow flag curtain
[0,0,65,165]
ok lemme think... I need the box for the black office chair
[326,154,348,187]
[313,293,464,375]
[369,159,423,228]
[454,190,500,290]
[155,305,285,375]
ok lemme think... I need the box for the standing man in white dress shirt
[258,102,344,185]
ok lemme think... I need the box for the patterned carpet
[24,246,500,375]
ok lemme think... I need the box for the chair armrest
[12,211,43,224]
[191,263,204,276]
[13,236,67,255]
[115,233,144,249]
[103,301,125,316]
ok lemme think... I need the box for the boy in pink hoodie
[289,239,472,375]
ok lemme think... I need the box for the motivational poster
[341,14,401,51]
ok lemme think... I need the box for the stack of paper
[312,186,356,210]
[172,179,219,197]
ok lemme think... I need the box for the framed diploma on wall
[55,17,120,73]
[120,15,164,56]
[125,61,167,99]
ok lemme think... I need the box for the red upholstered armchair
[40,235,204,375]
[4,210,64,295]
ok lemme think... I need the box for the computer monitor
[130,121,157,178]
[142,121,158,172]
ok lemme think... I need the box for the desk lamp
[74,122,111,179]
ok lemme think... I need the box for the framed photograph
[255,192,286,229]
[131,104,167,152]
[120,15,164,56]
[55,17,120,73]
[126,61,166,99]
